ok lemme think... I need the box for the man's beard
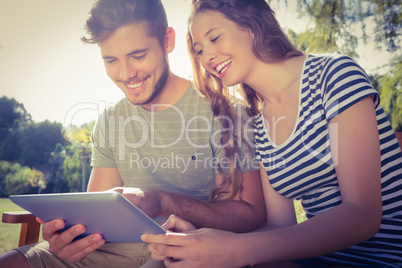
[134,58,170,106]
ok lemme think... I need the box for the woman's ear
[164,27,176,54]
[249,28,255,40]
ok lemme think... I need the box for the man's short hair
[82,0,168,47]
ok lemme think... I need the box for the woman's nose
[201,47,217,65]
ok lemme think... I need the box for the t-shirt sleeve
[91,109,118,168]
[321,53,380,122]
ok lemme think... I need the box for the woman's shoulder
[307,52,359,68]
[305,52,369,83]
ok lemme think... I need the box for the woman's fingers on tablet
[162,215,196,232]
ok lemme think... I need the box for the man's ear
[164,27,175,54]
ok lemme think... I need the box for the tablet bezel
[9,191,166,243]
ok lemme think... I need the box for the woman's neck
[245,55,306,105]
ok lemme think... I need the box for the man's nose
[119,61,137,81]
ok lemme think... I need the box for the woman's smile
[214,58,232,78]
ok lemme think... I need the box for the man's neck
[141,72,191,112]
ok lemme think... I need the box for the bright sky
[0,0,392,127]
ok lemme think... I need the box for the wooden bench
[2,211,41,247]
[3,132,402,247]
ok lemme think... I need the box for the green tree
[70,122,94,191]
[0,96,97,194]
[378,56,402,131]
[48,143,69,193]
[4,163,26,195]
[289,0,401,131]
[2,163,45,195]
[295,0,401,55]
[19,120,64,171]
[0,127,23,162]
[0,96,31,138]
[0,96,31,162]
[26,168,46,193]
[0,161,12,196]
[370,0,401,53]
[58,122,94,192]
[0,97,65,172]
[62,145,83,192]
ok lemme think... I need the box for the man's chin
[126,97,149,106]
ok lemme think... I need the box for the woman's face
[189,10,256,86]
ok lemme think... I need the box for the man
[0,0,265,267]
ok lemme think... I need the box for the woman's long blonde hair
[187,0,303,199]
[188,0,303,115]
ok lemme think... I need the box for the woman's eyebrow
[192,26,220,46]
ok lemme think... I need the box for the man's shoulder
[102,98,138,117]
[177,82,213,110]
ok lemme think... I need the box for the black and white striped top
[255,53,402,266]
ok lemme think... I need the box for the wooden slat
[2,211,37,223]
[2,211,40,247]
[19,222,41,247]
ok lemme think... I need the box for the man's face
[99,23,169,107]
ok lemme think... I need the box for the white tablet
[9,191,166,243]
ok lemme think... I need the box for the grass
[294,200,307,223]
[0,198,43,254]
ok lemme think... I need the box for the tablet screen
[10,191,166,243]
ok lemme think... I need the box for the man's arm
[158,170,266,233]
[87,166,123,191]
[87,167,265,233]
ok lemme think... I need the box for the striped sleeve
[321,54,379,121]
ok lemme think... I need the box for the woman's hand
[142,215,197,262]
[141,227,241,268]
[161,214,197,232]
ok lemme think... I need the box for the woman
[141,0,402,267]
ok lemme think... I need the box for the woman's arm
[240,96,383,265]
[259,163,297,229]
[142,96,383,267]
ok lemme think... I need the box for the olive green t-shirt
[92,83,257,201]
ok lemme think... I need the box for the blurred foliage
[377,56,402,131]
[292,0,401,55]
[62,145,84,192]
[0,96,94,196]
[278,0,402,130]
[62,124,93,192]
[370,0,401,53]
[0,97,31,162]
[294,200,307,223]
[0,162,45,195]
[19,120,64,170]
